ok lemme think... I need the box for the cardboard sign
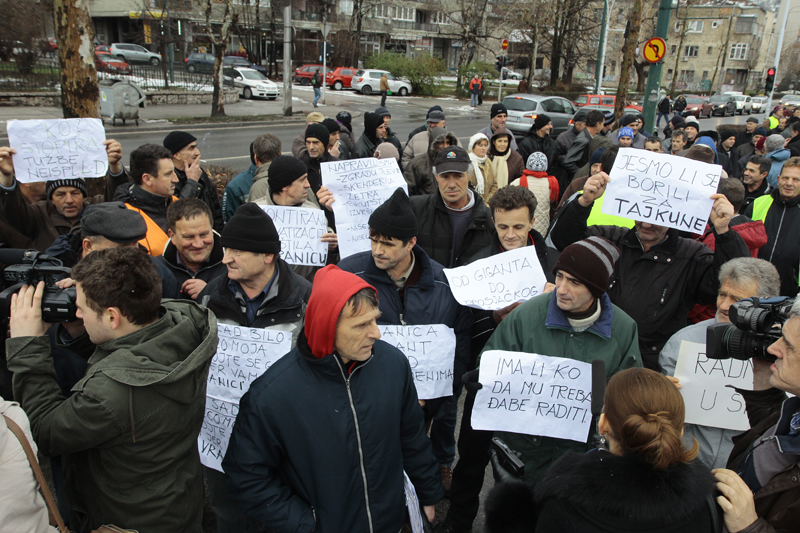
[601,148,721,232]
[199,324,292,471]
[472,350,593,442]
[443,245,547,311]
[260,205,328,266]
[673,340,751,431]
[321,158,408,259]
[7,118,108,183]
[379,324,456,400]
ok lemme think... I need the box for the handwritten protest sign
[601,148,721,232]
[7,118,108,183]
[322,158,408,259]
[379,324,456,399]
[472,351,594,442]
[673,340,751,431]
[260,205,328,266]
[443,245,547,311]
[199,324,292,471]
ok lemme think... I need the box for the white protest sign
[379,324,456,400]
[321,157,408,259]
[472,350,593,442]
[601,147,721,233]
[443,245,547,311]
[7,118,108,183]
[673,340,751,432]
[199,324,292,471]
[260,205,328,266]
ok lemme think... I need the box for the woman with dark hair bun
[484,367,720,533]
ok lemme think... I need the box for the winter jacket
[477,124,519,153]
[221,163,257,224]
[469,78,482,95]
[173,166,224,233]
[0,168,128,252]
[410,190,495,268]
[222,265,443,533]
[555,127,579,163]
[744,189,800,296]
[403,129,433,168]
[246,161,280,203]
[487,292,642,482]
[727,389,799,533]
[528,449,717,532]
[766,148,792,189]
[517,132,557,171]
[658,97,672,113]
[563,129,594,176]
[742,178,770,214]
[155,232,227,299]
[6,300,218,533]
[510,172,558,235]
[550,198,750,370]
[299,149,339,195]
[488,143,524,188]
[338,245,474,390]
[673,97,687,113]
[611,130,648,149]
[570,135,614,183]
[114,181,196,235]
[338,122,355,150]
[517,79,529,94]
[353,112,385,160]
[735,129,755,149]
[403,127,454,196]
[311,71,321,88]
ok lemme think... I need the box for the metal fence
[0,57,60,92]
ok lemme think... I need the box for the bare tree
[348,0,383,66]
[614,0,642,118]
[205,0,236,117]
[54,0,99,118]
[631,0,659,93]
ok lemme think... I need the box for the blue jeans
[470,93,478,106]
[656,111,669,126]
[313,87,321,106]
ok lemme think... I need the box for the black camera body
[706,296,794,362]
[0,250,76,322]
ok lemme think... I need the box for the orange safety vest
[124,198,176,256]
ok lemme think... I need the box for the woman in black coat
[485,368,720,533]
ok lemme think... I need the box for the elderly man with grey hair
[659,257,781,469]
[764,133,792,189]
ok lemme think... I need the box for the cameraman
[713,298,800,533]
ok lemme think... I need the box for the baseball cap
[434,145,470,175]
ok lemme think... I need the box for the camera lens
[723,328,777,362]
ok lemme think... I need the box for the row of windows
[668,43,749,60]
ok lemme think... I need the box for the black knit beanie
[268,155,308,194]
[322,118,341,134]
[369,188,417,241]
[47,178,87,200]
[305,123,330,150]
[163,131,197,155]
[491,103,508,118]
[552,236,620,298]
[221,203,280,254]
[533,114,551,131]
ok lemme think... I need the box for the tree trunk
[528,30,538,81]
[669,0,685,97]
[211,45,226,117]
[634,60,646,92]
[549,16,563,86]
[53,0,99,118]
[614,0,642,119]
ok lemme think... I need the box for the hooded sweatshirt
[352,112,386,159]
[404,127,457,196]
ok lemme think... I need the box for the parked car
[780,94,800,106]
[709,95,737,116]
[326,67,358,90]
[574,94,643,112]
[223,67,279,100]
[751,96,768,114]
[293,64,330,85]
[94,51,131,75]
[502,94,578,137]
[500,67,523,80]
[683,95,713,118]
[731,94,753,114]
[223,55,266,75]
[185,52,215,73]
[351,69,411,96]
[108,43,161,65]
[95,45,111,53]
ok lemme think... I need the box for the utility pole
[766,0,791,113]
[594,0,609,94]
[322,18,330,105]
[282,0,292,117]
[53,0,99,118]
[641,0,673,132]
[166,0,174,84]
[614,0,643,120]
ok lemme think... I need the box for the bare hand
[710,193,734,234]
[418,399,426,407]
[578,172,610,207]
[666,375,682,390]
[321,232,338,251]
[493,301,522,323]
[543,282,556,294]
[186,156,203,183]
[104,139,123,175]
[0,146,16,185]
[55,277,76,290]
[181,279,207,300]
[317,186,335,211]
[713,469,759,533]
[329,143,340,158]
[423,505,435,523]
[9,282,50,338]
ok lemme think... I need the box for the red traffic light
[768,68,775,76]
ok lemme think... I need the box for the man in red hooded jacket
[223,265,443,533]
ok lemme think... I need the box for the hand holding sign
[0,146,16,185]
[709,193,734,234]
[578,172,610,207]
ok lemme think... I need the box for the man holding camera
[5,247,217,533]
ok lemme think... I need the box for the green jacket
[483,292,642,483]
[6,301,218,533]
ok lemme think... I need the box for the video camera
[706,297,795,362]
[0,249,77,322]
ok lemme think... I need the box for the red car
[95,51,132,75]
[293,64,329,85]
[682,95,713,118]
[325,67,358,90]
[574,94,643,112]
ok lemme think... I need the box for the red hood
[305,265,378,359]
[701,219,767,257]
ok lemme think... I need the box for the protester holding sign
[659,258,780,469]
[0,138,127,251]
[338,188,473,495]
[198,202,311,533]
[549,162,750,370]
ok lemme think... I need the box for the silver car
[502,94,578,137]
[109,43,161,65]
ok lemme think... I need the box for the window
[671,45,676,56]
[667,68,673,80]
[602,97,615,105]
[734,16,755,34]
[541,99,565,113]
[430,12,449,24]
[611,60,616,73]
[679,70,695,82]
[687,20,703,32]
[339,0,353,15]
[712,20,720,28]
[729,43,749,60]
[684,46,699,58]
[702,70,709,79]
[707,46,713,54]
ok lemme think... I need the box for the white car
[501,67,523,80]
[351,69,411,96]
[731,95,752,115]
[750,96,768,114]
[223,67,279,100]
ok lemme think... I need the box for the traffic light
[765,67,776,92]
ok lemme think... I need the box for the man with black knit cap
[611,114,648,149]
[162,130,223,232]
[301,122,339,194]
[353,111,388,159]
[322,117,351,160]
[517,114,556,169]
[338,188,473,495]
[477,103,518,152]
[374,106,403,154]
[198,202,311,533]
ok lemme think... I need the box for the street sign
[642,37,666,64]
[502,39,508,50]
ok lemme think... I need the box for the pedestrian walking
[380,72,389,107]
[312,68,322,107]
[657,95,671,127]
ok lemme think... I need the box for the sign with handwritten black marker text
[260,205,328,266]
[379,324,455,399]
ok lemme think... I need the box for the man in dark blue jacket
[338,188,473,495]
[223,264,443,532]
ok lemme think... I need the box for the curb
[104,110,364,132]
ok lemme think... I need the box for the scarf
[469,152,487,194]
[491,151,510,189]
[521,169,559,202]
